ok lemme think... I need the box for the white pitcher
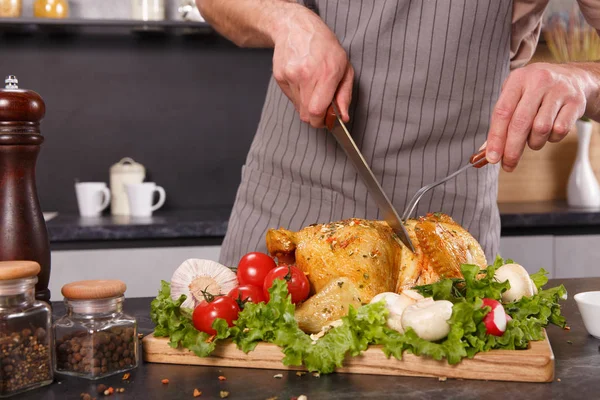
[567,120,600,207]
[110,157,146,216]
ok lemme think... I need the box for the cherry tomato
[192,296,240,335]
[237,252,277,287]
[228,284,266,304]
[263,265,310,304]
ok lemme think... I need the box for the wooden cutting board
[142,332,554,382]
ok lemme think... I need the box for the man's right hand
[271,6,354,128]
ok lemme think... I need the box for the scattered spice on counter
[295,372,306,377]
[0,327,52,395]
[122,372,130,380]
[55,327,136,377]
[193,388,202,397]
[273,374,283,379]
[219,390,230,398]
[96,384,107,394]
[161,379,170,384]
[218,375,227,381]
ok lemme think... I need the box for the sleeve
[510,0,549,70]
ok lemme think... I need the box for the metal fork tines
[401,149,488,222]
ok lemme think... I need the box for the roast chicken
[266,213,487,333]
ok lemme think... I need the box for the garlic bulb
[170,259,238,309]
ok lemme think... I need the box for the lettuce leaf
[150,280,217,357]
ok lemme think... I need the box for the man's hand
[272,8,353,128]
[486,62,600,172]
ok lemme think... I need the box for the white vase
[567,120,600,207]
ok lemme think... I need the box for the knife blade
[325,103,415,253]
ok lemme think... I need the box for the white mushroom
[401,298,453,341]
[494,263,536,303]
[170,259,238,309]
[370,291,424,333]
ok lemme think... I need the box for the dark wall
[0,29,274,213]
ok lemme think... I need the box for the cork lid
[61,280,127,300]
[0,261,41,280]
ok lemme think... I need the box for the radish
[481,298,507,336]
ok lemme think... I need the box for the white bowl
[574,291,600,339]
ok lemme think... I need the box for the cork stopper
[0,261,41,280]
[0,75,46,133]
[62,280,127,300]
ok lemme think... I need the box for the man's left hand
[486,62,595,172]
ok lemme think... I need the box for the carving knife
[325,103,415,253]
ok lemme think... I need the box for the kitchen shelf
[0,17,213,35]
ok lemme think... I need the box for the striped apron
[220,0,512,267]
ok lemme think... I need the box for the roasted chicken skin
[266,213,487,305]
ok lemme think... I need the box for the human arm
[196,0,354,127]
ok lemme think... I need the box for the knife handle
[325,104,337,131]
[469,148,489,168]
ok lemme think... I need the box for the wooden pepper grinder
[0,75,50,303]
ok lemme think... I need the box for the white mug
[125,182,166,217]
[75,182,111,218]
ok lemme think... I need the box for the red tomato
[263,265,310,304]
[227,284,266,304]
[192,296,240,335]
[237,252,277,287]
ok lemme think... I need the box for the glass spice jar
[53,280,138,380]
[0,261,53,398]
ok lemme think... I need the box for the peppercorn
[0,327,52,395]
[55,327,137,378]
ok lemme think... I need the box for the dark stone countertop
[46,201,600,245]
[498,201,600,230]
[17,278,600,400]
[46,208,231,243]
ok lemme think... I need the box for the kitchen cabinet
[554,235,600,279]
[49,245,220,301]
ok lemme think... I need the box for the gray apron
[220,0,512,267]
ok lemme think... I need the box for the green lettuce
[150,280,217,357]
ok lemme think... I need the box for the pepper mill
[0,75,51,303]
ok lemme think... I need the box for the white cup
[125,182,166,217]
[75,182,111,218]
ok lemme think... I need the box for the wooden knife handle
[325,104,337,131]
[469,148,489,168]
